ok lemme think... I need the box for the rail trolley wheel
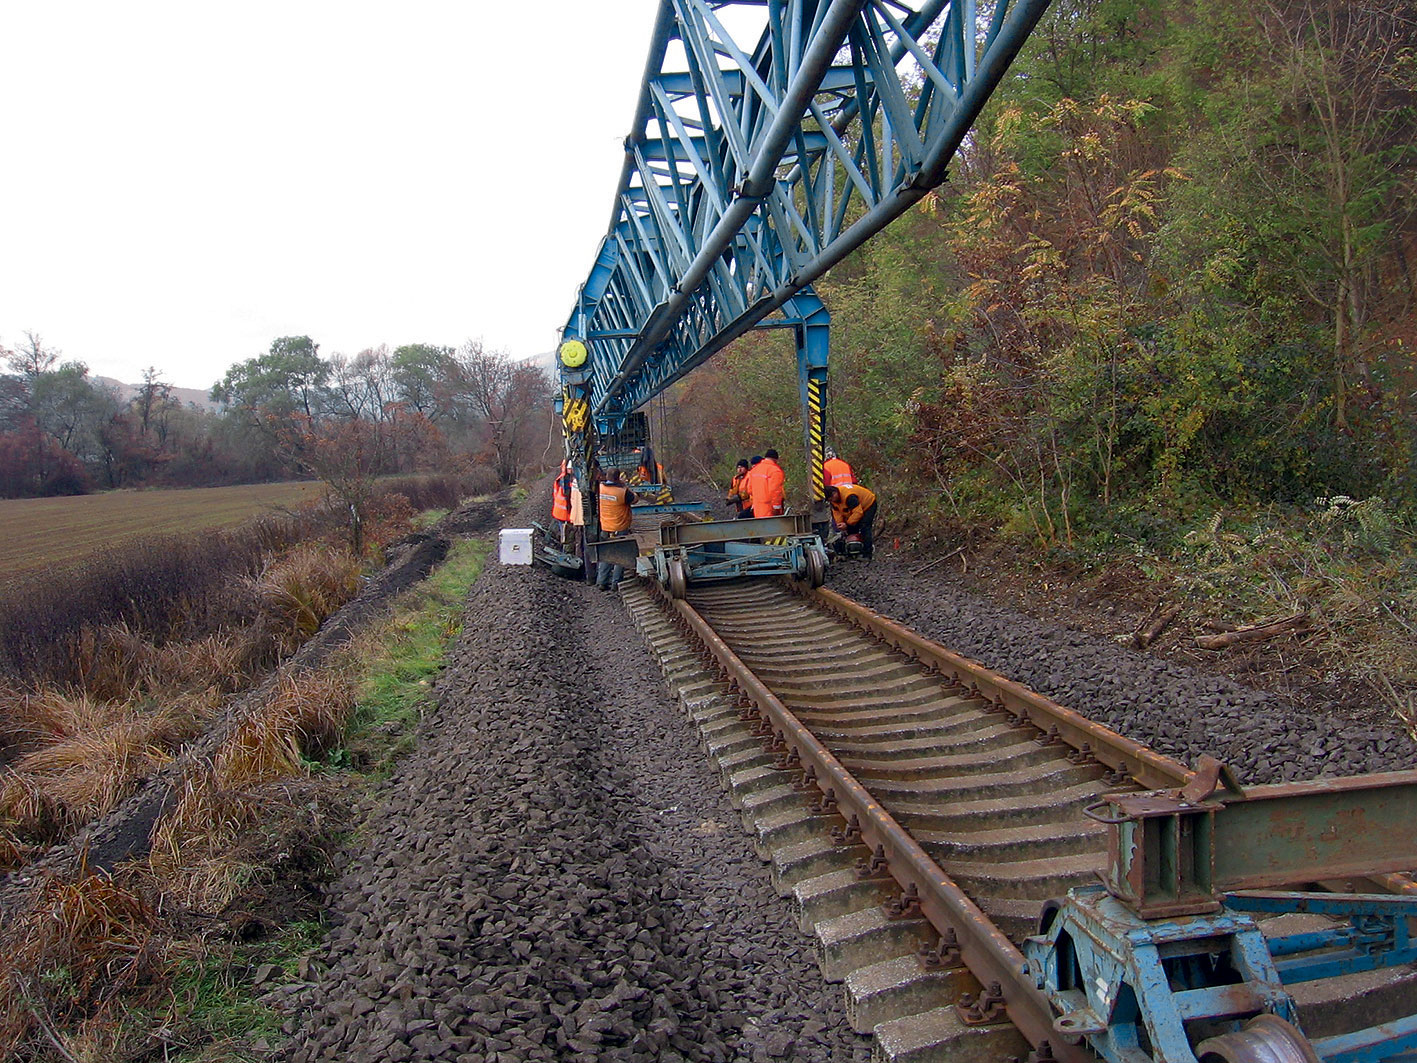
[666,557,688,600]
[1195,1015,1321,1063]
[805,547,827,588]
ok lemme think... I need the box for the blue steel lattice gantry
[555,0,1053,515]
[547,6,1417,1062]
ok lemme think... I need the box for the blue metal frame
[631,500,711,515]
[1026,886,1300,1063]
[562,0,1053,428]
[1027,887,1417,1063]
[1312,1015,1417,1063]
[645,537,827,584]
[1226,892,1417,985]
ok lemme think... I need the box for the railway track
[622,575,1417,1063]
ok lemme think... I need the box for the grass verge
[338,537,491,777]
[158,536,492,1060]
[0,529,494,1061]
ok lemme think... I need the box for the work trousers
[848,502,878,558]
[595,531,629,589]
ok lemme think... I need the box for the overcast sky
[1,1,663,389]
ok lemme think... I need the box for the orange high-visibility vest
[551,465,572,521]
[823,456,855,488]
[598,483,633,533]
[727,472,748,505]
[831,483,876,527]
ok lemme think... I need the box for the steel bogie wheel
[666,557,688,600]
[1195,1015,1321,1063]
[806,547,827,588]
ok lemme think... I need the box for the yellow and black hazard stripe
[562,394,590,434]
[807,377,825,501]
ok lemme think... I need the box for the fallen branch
[1131,605,1181,649]
[1194,612,1310,651]
[910,547,963,577]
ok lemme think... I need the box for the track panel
[688,579,1118,937]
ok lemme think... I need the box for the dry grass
[0,487,445,1060]
[0,536,364,870]
[150,670,355,909]
[0,497,349,689]
[0,828,36,872]
[0,694,214,843]
[252,543,363,654]
[0,863,174,1059]
[0,688,127,749]
[68,623,268,701]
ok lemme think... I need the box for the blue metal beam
[562,0,1053,423]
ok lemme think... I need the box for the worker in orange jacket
[746,448,786,518]
[726,459,752,518]
[634,446,665,485]
[823,448,855,489]
[825,482,878,559]
[595,469,637,591]
[551,460,574,544]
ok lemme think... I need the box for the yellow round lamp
[559,339,588,368]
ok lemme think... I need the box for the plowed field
[0,481,322,580]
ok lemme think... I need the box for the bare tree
[7,331,59,383]
[446,341,552,485]
[136,366,174,442]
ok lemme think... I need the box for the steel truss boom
[562,0,1052,424]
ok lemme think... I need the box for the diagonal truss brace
[562,0,1053,425]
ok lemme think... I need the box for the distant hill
[95,376,219,411]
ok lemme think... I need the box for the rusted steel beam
[1100,771,1417,915]
[806,586,1192,790]
[1213,772,1417,889]
[666,593,1092,1060]
[662,514,813,546]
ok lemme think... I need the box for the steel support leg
[787,288,830,531]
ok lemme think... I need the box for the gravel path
[827,555,1417,785]
[281,486,870,1062]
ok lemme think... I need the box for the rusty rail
[650,576,1415,1059]
[803,583,1417,899]
[661,590,1093,1060]
[803,585,1194,789]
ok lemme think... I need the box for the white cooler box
[499,528,534,565]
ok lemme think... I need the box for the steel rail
[798,584,1417,899]
[801,585,1195,791]
[660,588,1094,1060]
[643,575,1416,1060]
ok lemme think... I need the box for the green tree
[211,336,330,420]
[391,343,455,419]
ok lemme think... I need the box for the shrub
[0,865,172,1058]
[465,463,502,497]
[374,473,468,512]
[251,543,363,655]
[0,502,345,688]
